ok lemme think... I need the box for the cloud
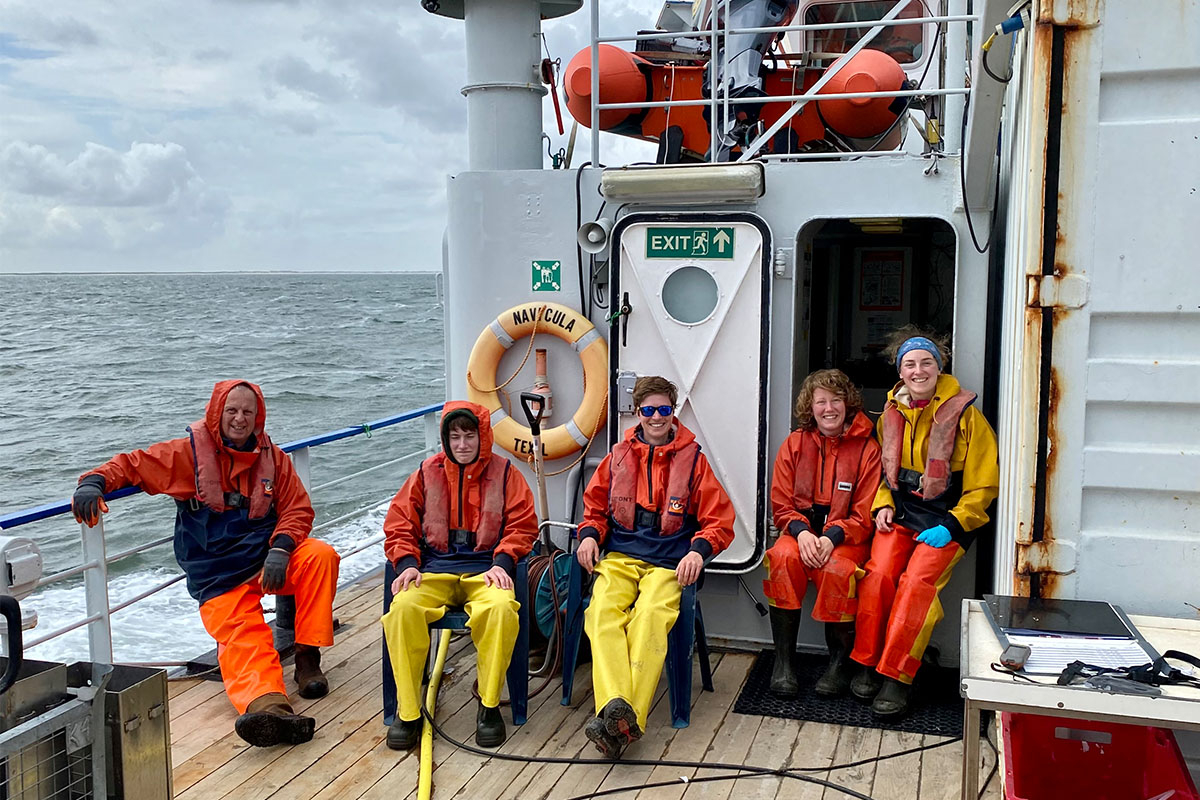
[0,0,667,272]
[266,54,350,103]
[0,140,230,260]
[2,141,210,207]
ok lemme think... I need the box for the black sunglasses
[638,405,674,418]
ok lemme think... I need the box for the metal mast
[422,0,582,170]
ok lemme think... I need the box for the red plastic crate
[1001,712,1199,800]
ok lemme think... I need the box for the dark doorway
[797,217,956,414]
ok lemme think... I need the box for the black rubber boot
[814,622,857,698]
[584,716,622,759]
[767,606,802,698]
[871,677,913,719]
[475,703,506,748]
[850,666,884,703]
[293,643,329,700]
[386,717,421,751]
[235,693,315,747]
[601,697,643,746]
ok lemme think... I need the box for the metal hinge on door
[1026,273,1089,308]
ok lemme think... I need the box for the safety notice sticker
[532,260,562,292]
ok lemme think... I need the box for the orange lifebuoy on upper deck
[467,302,608,461]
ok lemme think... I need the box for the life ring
[467,302,608,460]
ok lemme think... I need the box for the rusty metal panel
[1004,0,1200,612]
[1037,0,1103,27]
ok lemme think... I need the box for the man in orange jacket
[763,369,881,699]
[575,376,736,758]
[380,401,537,751]
[72,380,340,747]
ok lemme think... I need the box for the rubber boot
[234,693,315,747]
[814,622,857,698]
[871,677,913,719]
[601,697,643,746]
[387,717,421,751]
[850,666,884,703]
[476,703,506,748]
[584,716,622,759]
[293,643,329,699]
[767,606,802,698]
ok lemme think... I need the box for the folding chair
[381,559,529,726]
[560,554,713,728]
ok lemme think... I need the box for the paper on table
[1005,633,1154,675]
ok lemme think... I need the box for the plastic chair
[560,554,713,728]
[381,559,529,726]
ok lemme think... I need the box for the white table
[959,598,1200,800]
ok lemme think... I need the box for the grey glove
[261,535,295,592]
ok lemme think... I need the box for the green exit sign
[645,227,735,259]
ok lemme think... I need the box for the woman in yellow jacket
[849,330,998,719]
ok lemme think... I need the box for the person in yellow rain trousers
[575,376,736,758]
[380,401,537,751]
[850,328,999,719]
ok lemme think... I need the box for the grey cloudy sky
[0,0,657,273]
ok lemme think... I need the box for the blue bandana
[896,337,942,370]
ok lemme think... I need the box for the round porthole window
[661,265,719,325]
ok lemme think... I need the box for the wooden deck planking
[821,723,882,800]
[633,652,756,800]
[172,591,398,794]
[167,576,978,800]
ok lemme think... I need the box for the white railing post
[292,446,312,490]
[424,412,441,457]
[81,517,114,663]
[942,0,968,154]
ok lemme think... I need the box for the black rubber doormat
[733,650,964,738]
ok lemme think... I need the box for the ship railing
[0,402,445,665]
[587,0,978,165]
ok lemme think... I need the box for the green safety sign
[645,227,735,259]
[531,260,561,292]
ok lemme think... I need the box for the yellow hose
[418,630,452,800]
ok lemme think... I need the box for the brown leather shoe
[235,693,315,747]
[294,643,329,699]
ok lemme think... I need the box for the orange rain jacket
[383,401,537,577]
[578,420,736,568]
[80,380,314,603]
[770,410,882,547]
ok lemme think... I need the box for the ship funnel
[421,0,582,171]
[577,217,614,256]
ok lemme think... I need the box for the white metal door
[609,213,771,570]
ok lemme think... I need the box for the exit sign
[645,227,735,259]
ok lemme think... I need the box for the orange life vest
[609,439,700,536]
[792,432,870,523]
[187,420,275,519]
[420,454,509,552]
[881,390,976,500]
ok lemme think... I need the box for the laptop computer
[981,595,1160,676]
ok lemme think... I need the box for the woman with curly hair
[763,369,882,699]
[850,327,998,719]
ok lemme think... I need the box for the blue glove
[915,525,952,549]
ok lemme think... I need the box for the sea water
[0,272,444,664]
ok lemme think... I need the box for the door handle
[620,292,631,348]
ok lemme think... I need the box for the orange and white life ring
[467,302,608,460]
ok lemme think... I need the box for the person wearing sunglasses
[574,376,735,759]
[763,369,882,701]
[849,327,998,719]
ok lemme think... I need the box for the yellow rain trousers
[584,552,683,730]
[381,572,519,722]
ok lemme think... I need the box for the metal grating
[1,728,94,800]
[732,650,966,737]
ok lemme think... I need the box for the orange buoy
[816,50,909,139]
[563,45,649,129]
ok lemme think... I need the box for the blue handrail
[0,401,445,531]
